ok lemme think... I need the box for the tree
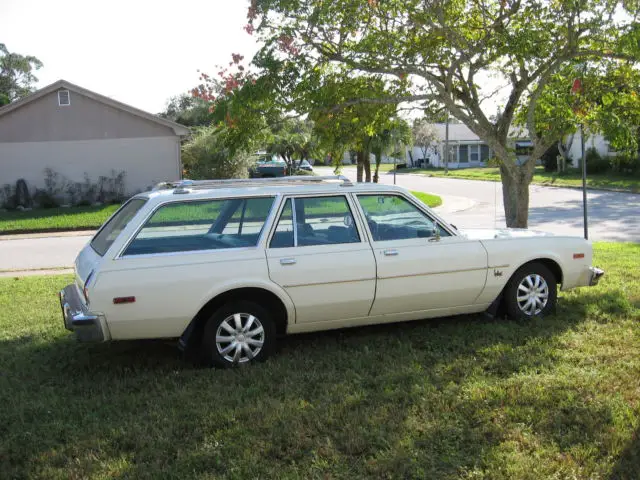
[160,94,214,127]
[0,43,43,105]
[369,118,412,182]
[246,0,640,227]
[412,119,440,168]
[266,118,318,173]
[181,125,254,179]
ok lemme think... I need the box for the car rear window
[122,196,275,256]
[90,198,148,256]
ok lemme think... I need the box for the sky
[1,0,261,114]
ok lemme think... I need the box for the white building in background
[340,123,614,169]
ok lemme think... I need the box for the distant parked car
[249,158,288,178]
[60,175,604,368]
[295,160,314,172]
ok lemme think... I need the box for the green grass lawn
[414,166,640,193]
[410,190,443,208]
[1,243,638,479]
[0,204,121,234]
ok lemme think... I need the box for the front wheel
[504,262,558,320]
[202,301,276,368]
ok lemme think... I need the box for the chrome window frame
[114,194,279,259]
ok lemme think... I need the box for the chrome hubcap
[216,313,265,364]
[517,274,549,316]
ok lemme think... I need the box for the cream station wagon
[60,176,604,367]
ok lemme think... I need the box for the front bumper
[59,284,109,342]
[589,267,605,286]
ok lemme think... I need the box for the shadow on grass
[609,427,640,480]
[0,289,634,478]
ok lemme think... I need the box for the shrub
[585,148,610,174]
[0,184,16,209]
[182,126,253,179]
[610,153,640,175]
[32,189,60,209]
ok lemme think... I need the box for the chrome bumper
[59,284,108,342]
[589,267,605,286]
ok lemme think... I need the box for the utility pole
[444,115,449,174]
[580,124,588,239]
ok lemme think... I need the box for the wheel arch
[487,257,563,317]
[179,285,292,353]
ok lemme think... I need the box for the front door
[266,194,376,324]
[356,193,488,316]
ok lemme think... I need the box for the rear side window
[123,196,275,256]
[91,198,147,256]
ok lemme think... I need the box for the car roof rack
[152,175,353,193]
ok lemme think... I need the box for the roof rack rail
[152,175,353,193]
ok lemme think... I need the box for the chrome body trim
[378,266,487,280]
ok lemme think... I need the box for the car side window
[123,196,275,256]
[269,195,360,248]
[357,194,451,241]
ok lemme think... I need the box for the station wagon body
[60,176,604,367]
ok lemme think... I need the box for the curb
[0,230,95,241]
[406,172,639,195]
[0,268,74,278]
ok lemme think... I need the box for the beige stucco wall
[0,88,175,143]
[0,136,181,194]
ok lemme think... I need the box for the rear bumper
[589,267,605,286]
[59,284,110,342]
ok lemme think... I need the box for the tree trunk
[373,152,382,182]
[356,150,364,182]
[364,152,372,182]
[499,164,533,228]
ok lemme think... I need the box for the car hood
[459,228,555,240]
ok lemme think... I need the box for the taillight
[83,270,94,304]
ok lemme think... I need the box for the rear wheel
[504,262,557,320]
[202,301,276,368]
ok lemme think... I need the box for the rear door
[266,194,376,324]
[356,193,488,315]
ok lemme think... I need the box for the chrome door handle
[383,249,399,256]
[280,258,297,265]
[428,237,440,242]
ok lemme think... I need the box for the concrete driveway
[0,170,637,275]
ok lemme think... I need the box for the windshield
[90,198,147,256]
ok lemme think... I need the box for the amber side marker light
[573,253,585,259]
[113,296,136,304]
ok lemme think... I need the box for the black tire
[504,262,558,320]
[202,300,276,368]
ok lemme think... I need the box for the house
[408,123,613,169]
[0,80,189,197]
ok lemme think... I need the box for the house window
[469,145,479,162]
[58,90,71,106]
[480,144,490,162]
[459,145,469,163]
